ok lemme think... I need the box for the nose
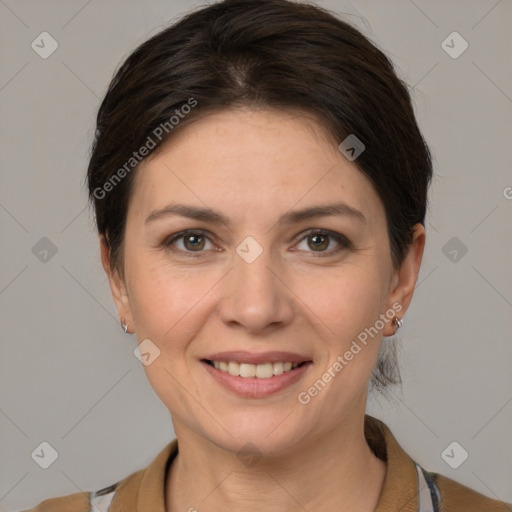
[217,245,294,334]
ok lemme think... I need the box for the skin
[101,107,425,511]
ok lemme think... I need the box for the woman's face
[103,107,424,454]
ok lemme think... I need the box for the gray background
[1,0,511,509]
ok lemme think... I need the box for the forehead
[128,108,384,227]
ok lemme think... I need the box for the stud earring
[393,316,403,332]
[121,317,128,334]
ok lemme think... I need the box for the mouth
[200,356,313,398]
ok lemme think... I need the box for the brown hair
[86,0,433,392]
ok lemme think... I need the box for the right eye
[164,230,216,256]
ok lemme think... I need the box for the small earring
[393,316,403,332]
[121,317,128,334]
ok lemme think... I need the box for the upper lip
[203,351,312,365]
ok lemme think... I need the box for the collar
[108,415,421,512]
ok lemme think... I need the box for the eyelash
[163,229,351,258]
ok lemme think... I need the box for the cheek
[294,263,387,390]
[127,254,219,350]
[127,263,210,403]
[294,262,387,337]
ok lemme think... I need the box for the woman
[22,0,511,510]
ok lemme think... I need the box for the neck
[165,413,386,512]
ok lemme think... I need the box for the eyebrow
[145,202,367,227]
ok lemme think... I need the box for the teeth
[228,361,240,376]
[273,362,284,376]
[240,363,256,378]
[256,363,274,378]
[209,360,302,378]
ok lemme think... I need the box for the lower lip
[201,361,312,398]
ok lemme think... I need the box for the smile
[201,359,313,398]
[205,360,305,379]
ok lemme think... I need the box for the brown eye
[165,230,214,255]
[295,229,351,256]
[182,233,205,251]
[307,233,329,251]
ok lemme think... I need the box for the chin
[204,412,309,458]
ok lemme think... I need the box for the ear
[382,223,426,336]
[100,234,133,333]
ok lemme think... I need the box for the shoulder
[19,440,177,512]
[430,471,512,511]
[365,415,511,512]
[19,491,91,512]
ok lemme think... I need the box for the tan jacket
[21,415,511,511]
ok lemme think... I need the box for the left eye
[294,229,351,255]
